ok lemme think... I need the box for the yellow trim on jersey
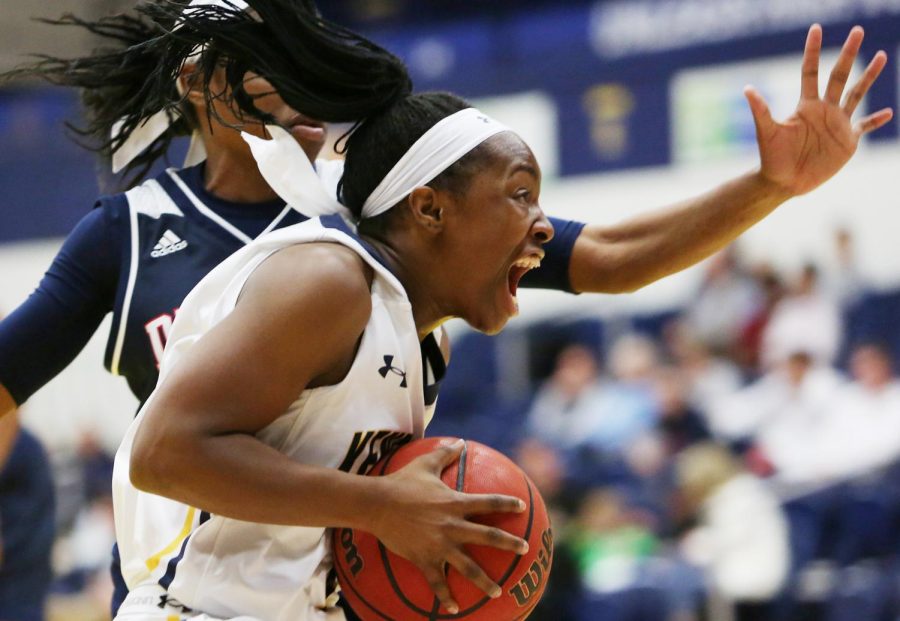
[145,506,197,573]
[167,616,180,621]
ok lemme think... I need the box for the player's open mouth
[507,255,542,299]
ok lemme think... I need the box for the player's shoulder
[276,241,372,281]
[92,189,131,226]
[243,242,375,326]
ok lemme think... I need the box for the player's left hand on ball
[373,440,528,614]
[745,24,893,197]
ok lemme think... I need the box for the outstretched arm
[0,391,17,470]
[567,25,891,294]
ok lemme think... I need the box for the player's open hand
[372,440,528,614]
[745,24,893,197]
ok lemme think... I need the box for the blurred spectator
[762,264,842,369]
[828,227,865,309]
[683,247,762,355]
[514,437,578,519]
[817,343,900,481]
[608,333,660,385]
[710,352,844,488]
[525,343,656,454]
[567,489,660,595]
[586,335,660,453]
[651,367,711,457]
[736,264,786,374]
[51,432,116,601]
[665,321,743,418]
[0,428,55,621]
[526,344,603,449]
[676,443,789,617]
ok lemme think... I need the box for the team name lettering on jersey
[144,309,179,368]
[338,430,413,475]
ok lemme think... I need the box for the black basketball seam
[429,595,443,621]
[455,440,468,492]
[427,440,468,621]
[377,468,537,619]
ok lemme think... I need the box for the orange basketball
[333,437,553,621]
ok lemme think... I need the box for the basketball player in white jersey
[113,94,547,621]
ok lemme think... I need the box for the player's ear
[178,63,205,108]
[407,187,444,232]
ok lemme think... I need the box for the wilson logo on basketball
[509,528,554,607]
[338,528,364,578]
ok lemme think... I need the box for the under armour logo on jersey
[151,229,189,258]
[158,594,193,613]
[378,355,407,388]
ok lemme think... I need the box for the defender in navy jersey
[102,162,314,402]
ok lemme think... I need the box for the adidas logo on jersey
[151,230,189,258]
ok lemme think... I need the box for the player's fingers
[744,86,776,137]
[423,565,459,615]
[447,549,502,599]
[420,439,465,472]
[454,521,530,555]
[825,26,864,104]
[459,492,526,516]
[854,108,894,135]
[800,24,822,100]
[843,51,887,117]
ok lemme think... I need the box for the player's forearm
[131,430,389,530]
[569,170,792,293]
[0,387,19,470]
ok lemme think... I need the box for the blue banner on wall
[363,2,900,175]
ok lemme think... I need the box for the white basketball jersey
[112,215,427,621]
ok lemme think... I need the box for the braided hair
[3,0,412,188]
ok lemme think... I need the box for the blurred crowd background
[2,1,900,620]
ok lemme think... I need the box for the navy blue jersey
[0,160,585,407]
[102,165,308,401]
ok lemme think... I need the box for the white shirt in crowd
[762,293,841,369]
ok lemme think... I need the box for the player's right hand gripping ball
[333,437,553,620]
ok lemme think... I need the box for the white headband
[240,107,512,221]
[110,0,249,173]
[361,108,510,219]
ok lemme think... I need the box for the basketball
[333,437,553,621]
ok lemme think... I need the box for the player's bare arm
[568,25,892,295]
[129,243,526,612]
[0,390,17,469]
[0,383,13,420]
